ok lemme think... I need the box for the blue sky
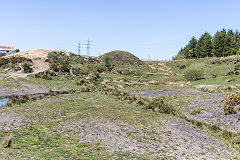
[1,0,240,59]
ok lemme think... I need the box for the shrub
[83,64,107,73]
[0,57,31,68]
[104,55,110,64]
[184,69,203,81]
[10,95,30,104]
[22,63,33,73]
[47,52,71,73]
[0,58,10,67]
[223,91,240,115]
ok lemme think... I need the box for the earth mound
[1,49,71,78]
[99,50,145,66]
[4,49,70,60]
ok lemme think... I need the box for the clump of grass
[190,108,205,115]
[184,69,203,81]
[143,97,174,114]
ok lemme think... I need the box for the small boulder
[226,79,235,83]
[235,64,240,71]
[225,71,234,76]
[92,73,101,80]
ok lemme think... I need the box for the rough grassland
[0,92,239,159]
[2,52,240,159]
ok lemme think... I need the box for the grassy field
[0,92,178,159]
[2,52,240,159]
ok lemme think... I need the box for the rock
[92,73,100,80]
[235,64,240,71]
[138,79,146,83]
[211,74,217,78]
[234,105,240,121]
[225,71,234,76]
[226,79,235,83]
[235,71,240,75]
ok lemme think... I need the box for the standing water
[0,98,9,107]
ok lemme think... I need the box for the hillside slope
[99,50,145,66]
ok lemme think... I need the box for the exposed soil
[57,118,238,159]
[133,88,240,134]
[0,113,23,131]
[3,49,70,78]
[0,83,51,98]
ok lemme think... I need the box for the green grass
[1,92,175,159]
[191,75,240,86]
[2,55,240,159]
[166,57,239,78]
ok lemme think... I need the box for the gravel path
[133,89,240,134]
[57,118,238,159]
[0,83,51,98]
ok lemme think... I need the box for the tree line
[176,29,240,59]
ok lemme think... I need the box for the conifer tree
[176,29,240,59]
[186,36,197,58]
[212,29,227,57]
[201,32,213,57]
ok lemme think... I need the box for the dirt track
[0,83,51,98]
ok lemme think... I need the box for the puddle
[0,98,9,107]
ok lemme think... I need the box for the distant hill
[99,50,145,66]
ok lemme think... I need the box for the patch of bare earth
[4,49,51,78]
[3,49,70,79]
[0,113,23,131]
[56,118,238,159]
[149,61,183,77]
[133,88,240,134]
[0,83,51,97]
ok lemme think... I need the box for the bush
[22,63,33,73]
[0,58,10,67]
[184,69,203,81]
[84,64,107,73]
[223,91,240,115]
[47,52,71,73]
[10,95,30,104]
[0,57,32,68]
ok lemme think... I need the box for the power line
[148,54,151,61]
[86,39,92,56]
[77,42,83,55]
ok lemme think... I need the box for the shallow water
[0,98,9,107]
